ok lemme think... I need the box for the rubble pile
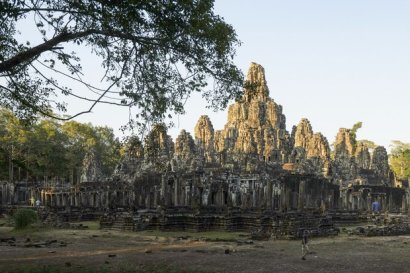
[352,216,410,236]
[271,211,339,239]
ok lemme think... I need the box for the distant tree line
[350,121,410,181]
[390,141,410,181]
[0,108,121,184]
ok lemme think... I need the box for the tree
[0,108,28,181]
[349,121,362,142]
[357,139,376,150]
[27,119,68,182]
[0,109,121,183]
[389,140,410,180]
[0,0,243,129]
[61,120,97,183]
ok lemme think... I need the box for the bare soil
[1,223,410,273]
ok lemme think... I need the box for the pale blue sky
[167,0,410,150]
[15,1,410,150]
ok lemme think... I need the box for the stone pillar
[93,193,98,207]
[74,193,79,207]
[357,195,362,210]
[266,181,273,210]
[251,188,256,208]
[174,179,179,206]
[82,193,87,207]
[402,194,407,213]
[131,192,136,208]
[146,190,150,208]
[353,195,358,210]
[298,180,306,211]
[62,194,67,207]
[161,175,166,206]
[279,185,285,211]
[347,191,352,210]
[51,194,55,207]
[89,193,94,207]
[153,186,158,207]
[41,190,45,205]
[181,184,186,206]
[367,194,371,212]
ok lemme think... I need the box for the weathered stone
[333,128,357,181]
[355,142,371,169]
[307,133,330,159]
[175,130,196,161]
[214,62,291,165]
[114,136,144,182]
[334,128,355,157]
[290,119,330,176]
[371,146,390,183]
[80,148,103,183]
[143,124,174,169]
[194,115,215,162]
[243,62,269,102]
[294,118,313,150]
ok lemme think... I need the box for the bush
[13,208,37,229]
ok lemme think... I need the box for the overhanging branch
[0,30,94,73]
[0,27,164,75]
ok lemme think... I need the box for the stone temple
[1,63,409,238]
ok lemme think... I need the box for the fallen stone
[0,237,15,243]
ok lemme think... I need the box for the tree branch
[0,28,161,74]
[0,30,93,73]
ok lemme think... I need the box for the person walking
[301,230,310,260]
[30,196,35,207]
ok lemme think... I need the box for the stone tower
[213,62,292,166]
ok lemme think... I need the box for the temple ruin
[1,63,409,237]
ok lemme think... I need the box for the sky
[15,1,410,150]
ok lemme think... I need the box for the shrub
[13,208,37,229]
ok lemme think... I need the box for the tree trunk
[8,153,13,183]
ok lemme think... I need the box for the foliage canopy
[0,0,243,128]
[0,108,121,183]
[389,140,410,180]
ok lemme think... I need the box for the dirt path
[1,228,410,273]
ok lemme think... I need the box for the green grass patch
[77,221,99,230]
[136,230,248,241]
[13,208,38,230]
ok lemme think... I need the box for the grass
[0,219,249,244]
[136,230,249,241]
[13,208,37,229]
[77,221,100,230]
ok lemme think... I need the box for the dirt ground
[1,222,410,273]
